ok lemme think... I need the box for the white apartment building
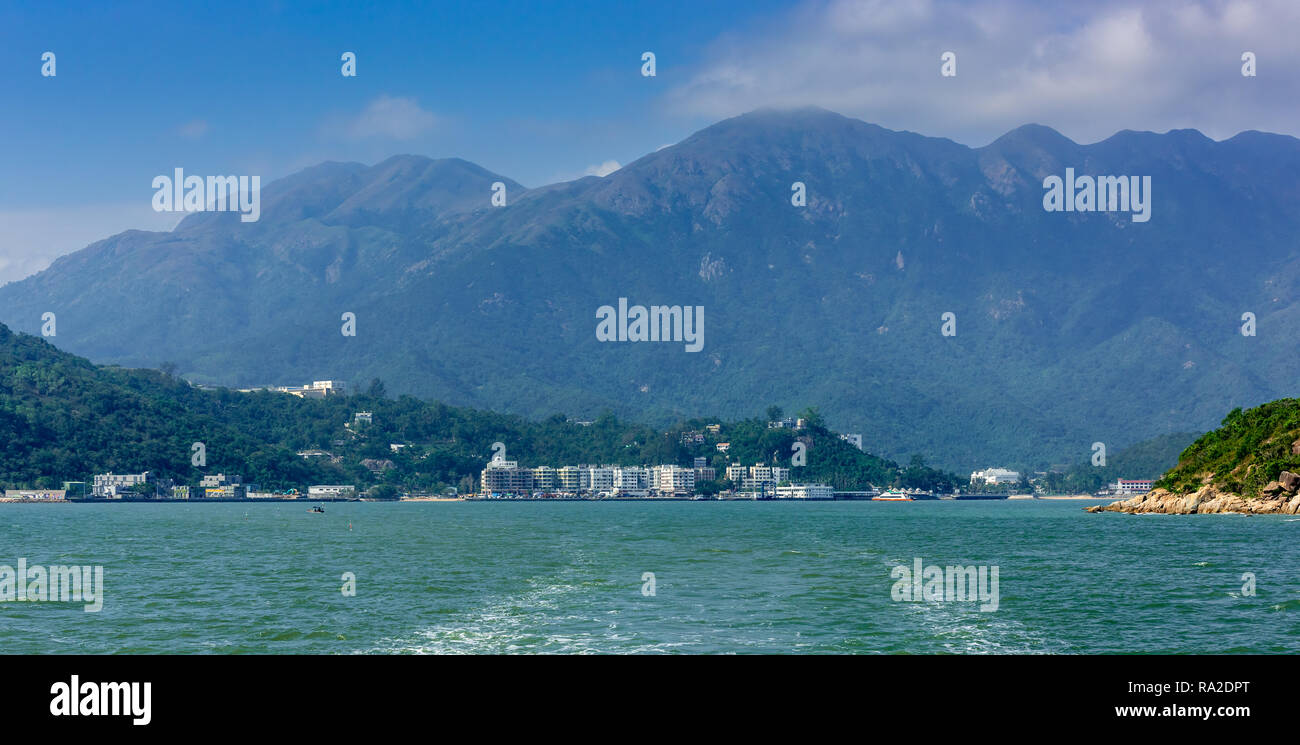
[585,466,615,493]
[612,467,649,496]
[532,466,557,490]
[652,465,696,495]
[726,463,790,491]
[558,466,581,491]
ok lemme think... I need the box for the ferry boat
[872,490,912,501]
[833,489,881,500]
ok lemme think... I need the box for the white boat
[872,490,912,501]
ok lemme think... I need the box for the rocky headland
[1087,478,1300,515]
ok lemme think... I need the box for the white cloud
[583,160,622,177]
[667,0,1300,144]
[0,204,181,286]
[339,95,439,141]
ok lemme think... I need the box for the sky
[1,0,1297,285]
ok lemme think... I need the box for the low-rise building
[308,485,357,499]
[774,484,834,500]
[246,380,347,398]
[200,473,242,488]
[93,471,154,498]
[1115,479,1154,495]
[970,468,1021,485]
[3,489,66,501]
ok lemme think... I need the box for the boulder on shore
[1280,471,1300,492]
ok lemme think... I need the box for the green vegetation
[0,325,957,495]
[1155,400,1300,498]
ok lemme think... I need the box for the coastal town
[0,387,1157,503]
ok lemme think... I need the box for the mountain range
[4,107,1298,471]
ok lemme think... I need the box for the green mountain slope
[4,108,1300,471]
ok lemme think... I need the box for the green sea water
[1,500,1295,654]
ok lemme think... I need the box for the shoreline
[2,494,1116,504]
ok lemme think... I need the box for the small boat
[309,505,325,513]
[872,490,912,501]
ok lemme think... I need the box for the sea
[1,500,1295,654]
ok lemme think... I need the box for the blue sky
[1,0,789,201]
[2,0,1297,283]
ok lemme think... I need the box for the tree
[797,407,825,430]
[367,483,399,500]
[130,481,156,499]
[766,405,783,422]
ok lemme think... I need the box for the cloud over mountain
[668,0,1300,145]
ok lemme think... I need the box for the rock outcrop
[1087,485,1300,515]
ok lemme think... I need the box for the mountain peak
[986,123,1075,150]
